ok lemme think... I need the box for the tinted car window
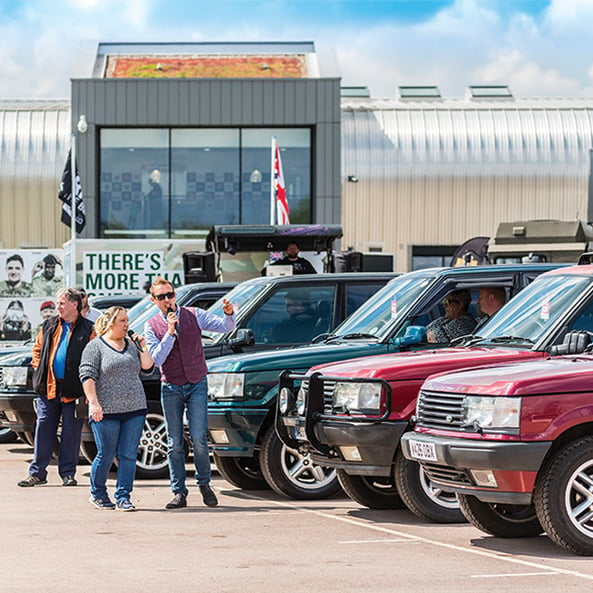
[244,285,337,345]
[345,283,389,317]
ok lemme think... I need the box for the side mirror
[226,328,255,351]
[393,325,426,348]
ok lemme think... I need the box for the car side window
[567,299,593,333]
[345,283,386,317]
[243,285,337,345]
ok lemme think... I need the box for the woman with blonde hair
[79,306,153,511]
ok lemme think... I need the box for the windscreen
[479,274,592,344]
[332,273,433,340]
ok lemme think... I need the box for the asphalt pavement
[2,440,593,593]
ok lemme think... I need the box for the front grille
[321,379,336,413]
[416,389,465,430]
[422,462,473,487]
[297,378,336,414]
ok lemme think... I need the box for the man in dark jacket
[18,288,95,487]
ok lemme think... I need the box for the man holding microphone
[145,277,235,509]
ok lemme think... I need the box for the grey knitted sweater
[79,337,148,415]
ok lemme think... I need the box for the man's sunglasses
[154,291,175,301]
[443,298,460,306]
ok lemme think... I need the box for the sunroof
[398,86,441,98]
[468,85,513,98]
[341,87,370,97]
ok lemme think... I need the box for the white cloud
[475,50,581,97]
[0,0,592,100]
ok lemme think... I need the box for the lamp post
[69,115,87,286]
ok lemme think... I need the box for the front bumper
[277,414,407,476]
[207,407,268,456]
[0,391,36,432]
[400,432,552,504]
[0,390,93,441]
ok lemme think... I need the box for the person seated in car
[426,289,477,343]
[272,292,317,343]
[475,286,506,331]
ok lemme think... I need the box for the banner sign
[0,249,65,344]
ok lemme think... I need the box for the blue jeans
[29,396,83,480]
[89,414,145,502]
[161,378,210,495]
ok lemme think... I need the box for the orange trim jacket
[32,319,96,401]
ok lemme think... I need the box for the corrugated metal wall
[3,95,593,270]
[0,101,71,248]
[341,98,593,270]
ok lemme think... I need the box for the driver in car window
[272,292,317,343]
[426,289,476,343]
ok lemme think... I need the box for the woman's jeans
[89,414,145,502]
[161,378,210,495]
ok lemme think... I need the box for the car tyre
[337,469,406,509]
[16,431,35,446]
[458,494,543,538]
[394,451,465,523]
[261,426,342,500]
[0,426,18,443]
[533,436,593,556]
[133,409,170,479]
[213,452,269,490]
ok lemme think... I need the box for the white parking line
[471,572,561,578]
[239,492,593,582]
[338,539,420,544]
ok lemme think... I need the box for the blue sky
[0,0,591,99]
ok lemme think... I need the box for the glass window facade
[99,127,311,238]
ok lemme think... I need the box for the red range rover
[276,264,593,524]
[401,347,593,556]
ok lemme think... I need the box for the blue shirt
[52,320,71,380]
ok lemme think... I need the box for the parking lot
[3,442,593,593]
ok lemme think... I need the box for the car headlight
[2,367,28,387]
[278,387,295,415]
[332,381,382,415]
[207,373,245,400]
[463,396,521,431]
[296,385,306,415]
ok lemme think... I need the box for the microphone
[167,307,178,332]
[127,330,144,353]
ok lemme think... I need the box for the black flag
[58,149,86,233]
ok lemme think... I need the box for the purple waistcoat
[147,307,208,386]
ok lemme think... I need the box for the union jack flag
[273,137,290,225]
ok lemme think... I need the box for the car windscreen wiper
[327,332,379,342]
[487,335,535,345]
[450,334,484,347]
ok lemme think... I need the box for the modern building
[2,42,593,272]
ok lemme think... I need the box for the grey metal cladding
[73,78,340,127]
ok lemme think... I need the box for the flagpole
[70,133,77,286]
[270,136,276,225]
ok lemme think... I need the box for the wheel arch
[537,421,593,480]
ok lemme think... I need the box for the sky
[1,0,593,100]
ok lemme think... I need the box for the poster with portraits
[0,249,65,344]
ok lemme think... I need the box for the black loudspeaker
[334,251,363,273]
[182,252,216,283]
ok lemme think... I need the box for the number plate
[408,439,438,462]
